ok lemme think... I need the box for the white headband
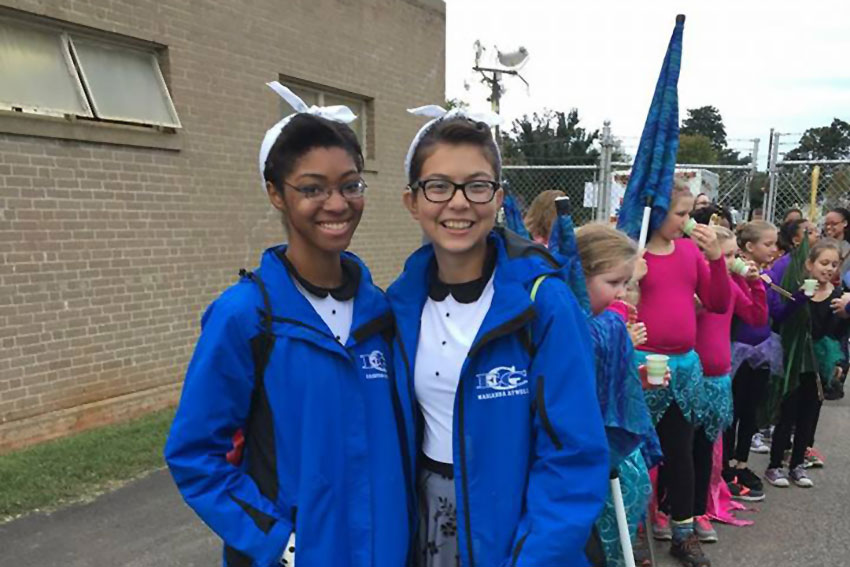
[403,105,503,181]
[258,81,358,188]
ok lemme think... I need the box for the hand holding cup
[690,224,721,260]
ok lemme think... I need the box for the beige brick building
[0,0,445,451]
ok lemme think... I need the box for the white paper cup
[803,278,818,296]
[732,258,749,276]
[645,354,669,386]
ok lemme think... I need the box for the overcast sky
[445,0,849,162]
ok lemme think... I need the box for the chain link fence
[765,160,850,225]
[502,165,600,226]
[500,127,850,234]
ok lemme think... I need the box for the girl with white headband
[165,82,410,567]
[387,107,609,566]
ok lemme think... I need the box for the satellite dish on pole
[496,46,530,71]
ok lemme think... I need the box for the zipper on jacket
[511,531,530,566]
[535,376,562,450]
[456,306,537,567]
[467,307,536,359]
[457,378,476,567]
[390,333,417,566]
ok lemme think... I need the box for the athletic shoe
[803,447,825,469]
[750,432,770,454]
[652,509,672,541]
[726,472,765,501]
[694,516,718,543]
[736,467,765,492]
[765,467,790,487]
[729,480,765,502]
[670,532,712,566]
[789,465,814,488]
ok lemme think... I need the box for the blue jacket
[164,246,410,567]
[387,229,609,567]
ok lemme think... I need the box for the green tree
[681,106,727,151]
[785,118,850,161]
[677,134,718,165]
[501,109,599,165]
[680,105,750,165]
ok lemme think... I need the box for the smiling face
[825,211,848,240]
[586,259,636,315]
[404,142,503,259]
[806,247,840,284]
[267,146,364,257]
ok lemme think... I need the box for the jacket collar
[388,229,563,354]
[256,245,391,349]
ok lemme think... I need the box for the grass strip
[0,408,175,520]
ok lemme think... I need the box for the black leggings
[656,403,695,521]
[769,372,822,470]
[693,429,714,517]
[723,363,770,465]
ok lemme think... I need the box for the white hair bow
[403,105,503,180]
[259,81,358,187]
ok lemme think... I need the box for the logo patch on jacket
[475,366,529,400]
[360,350,388,380]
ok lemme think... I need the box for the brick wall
[0,0,446,452]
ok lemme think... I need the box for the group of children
[526,190,850,567]
[163,85,850,567]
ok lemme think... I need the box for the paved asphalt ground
[2,396,848,567]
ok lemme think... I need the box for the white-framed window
[0,17,180,129]
[281,84,369,153]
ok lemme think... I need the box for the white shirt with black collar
[414,253,496,464]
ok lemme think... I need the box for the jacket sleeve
[696,255,732,314]
[732,277,768,327]
[164,291,292,566]
[506,279,610,567]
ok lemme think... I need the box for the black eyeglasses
[411,179,500,204]
[282,178,367,201]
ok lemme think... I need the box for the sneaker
[765,467,790,487]
[652,509,672,541]
[727,478,766,502]
[694,516,718,543]
[670,532,712,566]
[789,465,814,488]
[735,467,765,492]
[750,432,770,454]
[803,448,825,469]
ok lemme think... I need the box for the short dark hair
[783,207,803,221]
[407,117,500,185]
[263,114,364,191]
[778,218,806,252]
[692,203,733,227]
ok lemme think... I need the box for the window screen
[72,39,180,127]
[0,22,90,116]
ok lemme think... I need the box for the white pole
[637,205,652,249]
[611,476,637,567]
